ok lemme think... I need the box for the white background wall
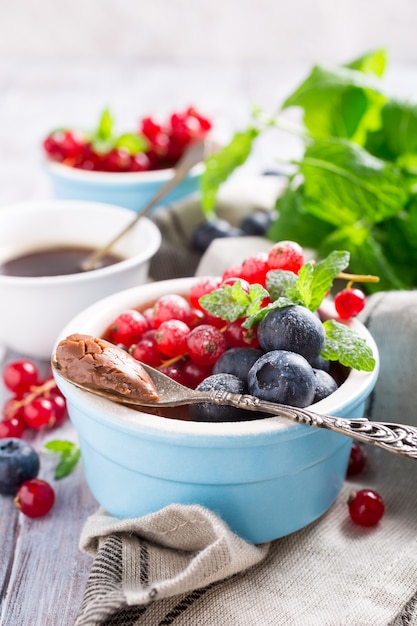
[0,0,416,64]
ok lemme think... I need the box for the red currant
[155,319,190,357]
[159,361,188,386]
[14,479,55,518]
[225,319,260,348]
[221,265,243,282]
[109,310,149,346]
[334,288,366,319]
[3,360,39,395]
[130,330,162,367]
[186,325,226,366]
[22,397,56,429]
[47,392,67,427]
[0,417,25,439]
[348,489,385,527]
[129,152,151,172]
[267,240,304,274]
[153,294,194,327]
[240,253,269,286]
[182,359,213,389]
[189,278,221,311]
[346,442,367,477]
[102,148,132,172]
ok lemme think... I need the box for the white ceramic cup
[0,200,161,359]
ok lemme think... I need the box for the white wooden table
[1,59,417,625]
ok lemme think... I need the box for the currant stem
[337,272,380,284]
[5,379,57,417]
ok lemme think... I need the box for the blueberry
[247,350,315,408]
[191,218,246,253]
[313,369,338,403]
[310,355,331,372]
[0,438,40,495]
[239,210,274,236]
[189,373,250,422]
[257,305,325,363]
[212,347,264,383]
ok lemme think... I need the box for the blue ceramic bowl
[45,161,204,213]
[53,277,379,544]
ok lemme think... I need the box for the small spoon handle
[81,139,206,272]
[207,390,417,460]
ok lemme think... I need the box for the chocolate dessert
[54,334,159,403]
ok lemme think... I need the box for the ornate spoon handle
[209,391,417,460]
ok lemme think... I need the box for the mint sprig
[199,48,417,292]
[198,250,375,372]
[321,319,376,371]
[199,280,268,322]
[44,440,81,480]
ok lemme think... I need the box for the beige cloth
[74,184,417,626]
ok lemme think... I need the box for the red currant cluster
[43,106,212,173]
[1,359,67,438]
[105,242,304,388]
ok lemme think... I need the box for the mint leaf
[321,320,376,371]
[199,281,269,322]
[345,49,387,77]
[115,133,148,154]
[299,138,407,225]
[281,64,386,142]
[44,439,81,480]
[95,108,114,142]
[266,251,350,312]
[200,127,259,216]
[268,183,334,247]
[265,270,298,301]
[295,251,350,311]
[243,297,294,329]
[320,224,406,291]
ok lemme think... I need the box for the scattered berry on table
[348,488,385,527]
[191,218,246,254]
[3,359,39,396]
[239,210,274,236]
[0,438,40,496]
[14,478,55,518]
[1,360,68,435]
[346,442,367,477]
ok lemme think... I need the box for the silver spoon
[80,139,207,272]
[51,358,417,460]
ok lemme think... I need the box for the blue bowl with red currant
[43,107,212,212]
[52,242,379,543]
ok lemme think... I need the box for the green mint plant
[199,49,417,292]
[199,250,376,372]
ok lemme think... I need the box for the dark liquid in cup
[0,245,125,277]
